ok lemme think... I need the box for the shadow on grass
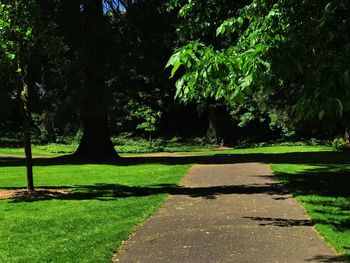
[0,150,349,167]
[1,151,350,259]
[275,169,350,198]
[274,165,350,260]
[3,181,287,202]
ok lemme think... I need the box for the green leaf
[216,24,225,36]
[25,28,32,38]
[170,63,180,78]
[165,51,181,68]
[240,74,253,88]
[7,53,15,60]
[175,78,184,92]
[237,17,244,25]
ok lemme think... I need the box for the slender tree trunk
[149,132,152,147]
[74,0,118,160]
[14,0,35,190]
[21,80,34,191]
[345,126,350,147]
[208,107,220,144]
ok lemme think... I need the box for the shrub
[332,137,347,150]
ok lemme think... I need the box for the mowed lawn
[0,157,191,263]
[1,145,350,262]
[272,160,350,259]
[236,146,350,259]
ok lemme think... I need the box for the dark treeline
[1,0,349,160]
[0,0,281,151]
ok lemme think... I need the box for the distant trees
[1,0,195,164]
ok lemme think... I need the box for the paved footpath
[113,162,343,263]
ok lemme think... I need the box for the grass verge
[0,158,190,263]
[271,161,350,259]
[1,145,349,262]
[193,145,350,259]
[233,146,350,259]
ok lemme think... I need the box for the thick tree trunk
[74,114,118,159]
[74,0,118,160]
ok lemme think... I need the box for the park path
[113,161,341,263]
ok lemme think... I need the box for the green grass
[183,145,350,259]
[199,145,333,155]
[0,136,216,156]
[208,145,350,260]
[0,159,191,263]
[271,162,350,259]
[1,144,350,262]
[225,146,350,259]
[0,147,59,156]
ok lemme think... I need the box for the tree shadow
[274,165,350,260]
[276,170,350,198]
[242,216,314,227]
[0,150,349,168]
[4,181,289,203]
[306,255,350,262]
[1,151,350,259]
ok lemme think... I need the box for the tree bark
[74,0,118,160]
[208,107,220,145]
[74,114,117,159]
[14,0,34,191]
[345,126,350,147]
[21,80,34,191]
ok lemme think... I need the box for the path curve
[113,161,342,263]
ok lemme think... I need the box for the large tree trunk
[75,114,117,159]
[74,0,118,160]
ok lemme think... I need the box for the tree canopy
[167,0,350,133]
[1,0,350,189]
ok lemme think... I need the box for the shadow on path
[243,216,314,227]
[3,181,286,203]
[306,255,350,262]
[2,151,350,261]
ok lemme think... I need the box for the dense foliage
[1,0,349,154]
[167,0,350,137]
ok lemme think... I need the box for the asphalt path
[114,161,342,263]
